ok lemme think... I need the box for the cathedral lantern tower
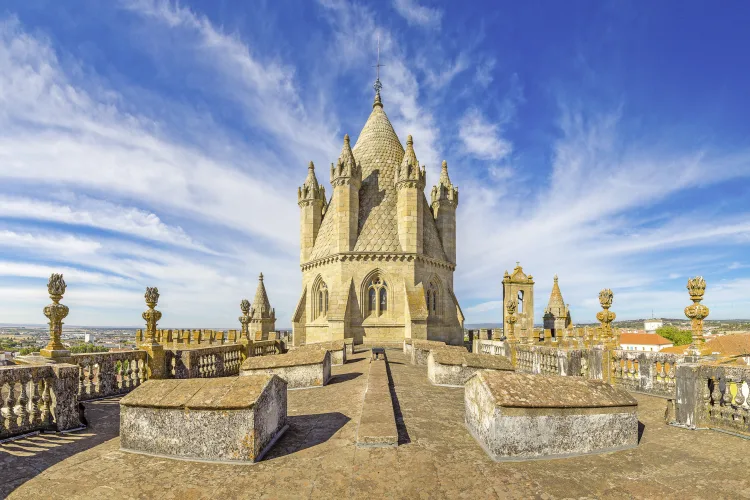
[431,160,459,265]
[395,135,426,254]
[330,134,362,253]
[292,79,464,347]
[298,162,326,264]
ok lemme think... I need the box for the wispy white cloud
[458,108,513,161]
[392,0,442,29]
[0,195,210,252]
[474,58,496,88]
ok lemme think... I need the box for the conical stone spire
[546,275,567,316]
[431,160,459,207]
[395,135,425,189]
[298,161,326,206]
[251,273,274,320]
[330,134,361,186]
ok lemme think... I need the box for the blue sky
[1,0,749,327]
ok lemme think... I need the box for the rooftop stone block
[240,348,331,389]
[465,371,638,461]
[427,349,514,387]
[120,375,287,463]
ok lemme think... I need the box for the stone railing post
[40,273,73,363]
[684,276,709,357]
[50,364,83,431]
[139,287,166,379]
[505,298,518,364]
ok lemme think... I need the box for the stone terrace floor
[2,349,750,499]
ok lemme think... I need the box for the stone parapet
[0,363,82,440]
[465,371,638,461]
[165,344,245,379]
[120,375,288,462]
[72,350,148,401]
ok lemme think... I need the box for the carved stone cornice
[300,251,456,272]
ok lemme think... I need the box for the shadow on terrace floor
[0,397,121,497]
[264,411,350,460]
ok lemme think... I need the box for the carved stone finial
[41,273,70,357]
[142,286,162,345]
[239,298,252,342]
[145,287,160,307]
[596,288,616,346]
[47,273,66,300]
[505,298,518,343]
[259,273,264,282]
[685,276,709,356]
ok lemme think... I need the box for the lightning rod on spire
[373,34,384,95]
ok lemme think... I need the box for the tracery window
[427,281,440,317]
[367,276,388,317]
[313,279,328,319]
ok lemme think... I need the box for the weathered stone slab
[356,358,398,447]
[410,340,466,366]
[465,371,638,461]
[298,340,347,365]
[240,349,331,389]
[427,350,513,387]
[120,375,287,463]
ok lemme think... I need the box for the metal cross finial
[373,35,384,95]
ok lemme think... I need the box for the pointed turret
[250,272,276,340]
[330,134,362,186]
[299,161,326,264]
[394,135,426,189]
[543,275,571,336]
[431,160,459,264]
[395,134,426,254]
[330,134,361,253]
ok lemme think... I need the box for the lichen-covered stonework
[465,371,638,460]
[427,350,513,387]
[240,349,331,389]
[119,375,287,463]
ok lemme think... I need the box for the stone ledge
[241,348,327,370]
[356,358,397,447]
[484,371,638,409]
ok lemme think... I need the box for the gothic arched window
[427,281,440,317]
[313,279,328,319]
[366,276,388,317]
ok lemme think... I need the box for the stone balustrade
[72,351,149,401]
[611,350,679,399]
[700,365,750,437]
[0,364,81,440]
[165,344,245,379]
[253,340,282,357]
